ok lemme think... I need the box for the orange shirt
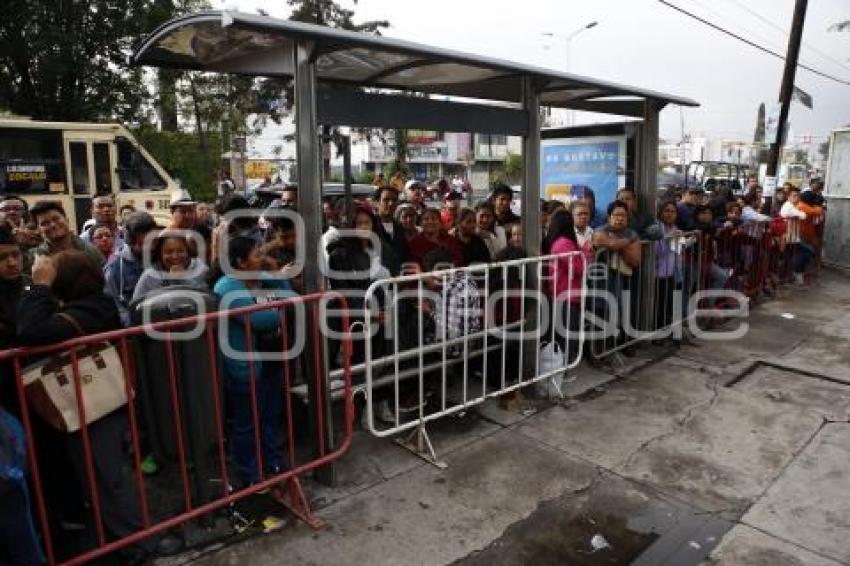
[796,202,824,245]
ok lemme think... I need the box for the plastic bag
[536,341,567,399]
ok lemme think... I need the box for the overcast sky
[213,0,850,146]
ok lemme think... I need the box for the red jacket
[408,233,464,269]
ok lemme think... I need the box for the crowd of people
[0,171,827,564]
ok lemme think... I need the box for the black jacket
[16,286,121,346]
[461,234,491,266]
[495,209,521,227]
[0,275,28,350]
[375,220,408,275]
[327,238,392,312]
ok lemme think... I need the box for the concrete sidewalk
[163,270,850,566]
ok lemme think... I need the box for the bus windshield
[0,128,66,193]
[116,137,167,192]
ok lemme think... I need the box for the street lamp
[542,21,599,126]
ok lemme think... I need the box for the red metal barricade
[0,291,352,566]
[711,221,772,298]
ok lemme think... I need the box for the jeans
[553,301,583,366]
[227,364,284,486]
[794,242,815,274]
[0,479,44,565]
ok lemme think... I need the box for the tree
[503,152,523,185]
[389,129,410,177]
[819,138,830,161]
[491,152,523,186]
[0,0,154,122]
[286,0,389,178]
[792,149,810,167]
[288,0,388,34]
[135,126,222,201]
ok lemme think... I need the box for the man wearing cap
[168,189,198,230]
[441,191,462,230]
[403,179,428,217]
[676,187,704,231]
[490,184,520,227]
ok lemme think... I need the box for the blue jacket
[103,246,146,326]
[213,274,295,388]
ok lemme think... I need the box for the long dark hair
[542,209,577,254]
[227,234,260,270]
[51,251,104,302]
[208,234,260,286]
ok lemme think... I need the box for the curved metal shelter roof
[131,10,698,114]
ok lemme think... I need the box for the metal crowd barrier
[358,252,586,467]
[713,217,823,296]
[588,231,704,361]
[0,292,353,566]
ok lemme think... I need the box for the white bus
[0,119,178,229]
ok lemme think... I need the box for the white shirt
[381,221,394,237]
[575,226,594,249]
[741,206,770,222]
[780,200,807,220]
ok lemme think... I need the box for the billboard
[244,160,275,180]
[541,136,627,224]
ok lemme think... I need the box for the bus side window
[93,142,112,195]
[117,139,167,192]
[69,142,90,195]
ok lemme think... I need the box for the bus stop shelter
[132,10,699,479]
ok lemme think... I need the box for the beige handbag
[21,314,129,433]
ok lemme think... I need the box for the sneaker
[141,454,159,476]
[398,395,425,413]
[793,272,805,286]
[377,399,396,423]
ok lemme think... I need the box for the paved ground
[159,269,850,566]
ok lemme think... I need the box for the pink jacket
[549,237,585,304]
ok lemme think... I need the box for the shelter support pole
[521,78,541,383]
[294,40,335,484]
[342,134,353,224]
[636,101,660,333]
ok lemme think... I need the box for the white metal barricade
[360,252,586,467]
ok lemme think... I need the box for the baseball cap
[404,179,425,191]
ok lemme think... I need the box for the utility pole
[766,0,808,211]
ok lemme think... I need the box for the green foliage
[356,169,376,184]
[133,126,221,202]
[489,152,524,186]
[503,152,523,184]
[286,0,390,168]
[819,138,830,160]
[791,149,810,167]
[287,0,389,33]
[0,0,154,121]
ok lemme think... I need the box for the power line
[658,0,850,85]
[685,0,789,54]
[724,0,850,73]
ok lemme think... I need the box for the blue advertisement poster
[541,136,627,226]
